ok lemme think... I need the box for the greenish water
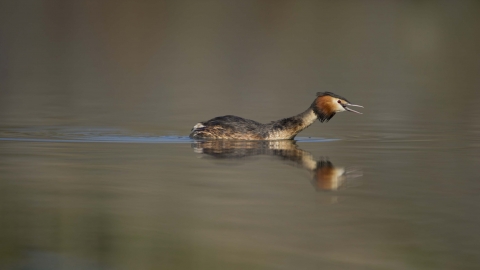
[1,124,479,270]
[1,0,480,269]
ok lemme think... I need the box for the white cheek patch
[336,100,346,112]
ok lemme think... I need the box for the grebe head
[312,92,363,122]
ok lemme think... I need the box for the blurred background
[1,1,480,269]
[1,0,479,133]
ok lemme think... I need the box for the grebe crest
[313,92,362,122]
[190,92,363,140]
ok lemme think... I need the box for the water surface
[1,1,480,269]
[1,125,479,270]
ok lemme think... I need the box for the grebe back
[189,92,363,140]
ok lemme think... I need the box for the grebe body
[190,92,362,140]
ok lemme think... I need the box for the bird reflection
[192,140,361,191]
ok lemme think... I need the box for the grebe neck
[265,108,318,140]
[294,108,318,130]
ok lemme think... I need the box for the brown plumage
[190,92,363,140]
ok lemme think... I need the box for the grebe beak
[344,103,363,114]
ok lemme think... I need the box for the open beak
[344,103,363,114]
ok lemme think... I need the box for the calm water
[1,123,479,270]
[1,1,480,269]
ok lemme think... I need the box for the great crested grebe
[189,92,363,140]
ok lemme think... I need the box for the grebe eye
[337,100,342,104]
